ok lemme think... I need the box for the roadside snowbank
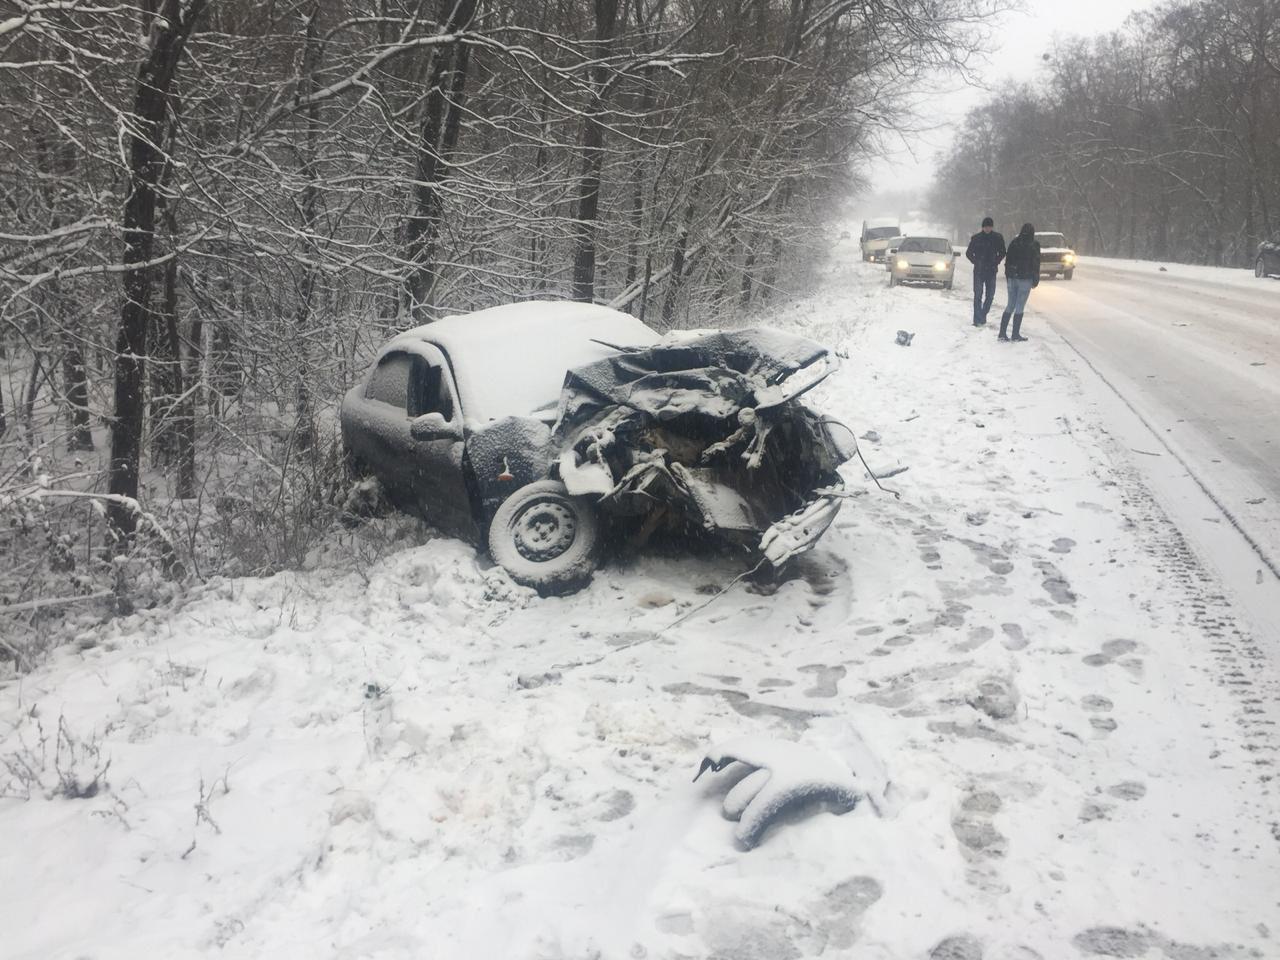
[1080,255,1274,291]
[2,238,1277,960]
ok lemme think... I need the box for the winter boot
[1011,313,1028,342]
[998,311,1011,341]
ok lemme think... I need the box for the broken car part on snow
[340,301,858,593]
[694,737,864,849]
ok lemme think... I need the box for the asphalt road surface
[1025,259,1280,576]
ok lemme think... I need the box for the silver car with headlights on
[888,236,957,289]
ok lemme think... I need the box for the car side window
[409,356,455,421]
[365,353,414,409]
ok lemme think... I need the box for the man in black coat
[999,223,1041,342]
[965,217,1005,327]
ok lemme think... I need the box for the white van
[860,218,902,262]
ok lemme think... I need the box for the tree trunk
[404,0,478,319]
[570,0,620,303]
[294,2,324,450]
[62,331,94,452]
[106,0,205,537]
[22,353,42,451]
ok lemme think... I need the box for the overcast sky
[867,0,1157,195]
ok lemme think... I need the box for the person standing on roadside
[999,223,1041,342]
[965,216,1005,327]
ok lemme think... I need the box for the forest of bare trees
[0,0,998,658]
[929,0,1280,266]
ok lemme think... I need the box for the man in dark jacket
[999,223,1040,342]
[965,216,1005,326]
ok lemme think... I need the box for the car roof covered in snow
[864,217,899,227]
[384,300,661,426]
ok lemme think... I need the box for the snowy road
[1032,259,1280,574]
[3,243,1280,960]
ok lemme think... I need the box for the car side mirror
[410,412,461,441]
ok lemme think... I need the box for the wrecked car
[340,300,855,592]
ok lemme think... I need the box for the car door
[356,346,474,538]
[404,344,475,538]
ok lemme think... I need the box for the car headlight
[896,259,909,270]
[933,261,948,270]
[1063,253,1075,263]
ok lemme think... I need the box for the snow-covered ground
[3,240,1279,960]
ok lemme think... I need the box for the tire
[488,479,601,594]
[1064,270,1074,281]
[942,280,953,290]
[1257,259,1266,279]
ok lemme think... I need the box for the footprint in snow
[1001,622,1028,650]
[1079,799,1114,822]
[930,935,985,960]
[954,625,993,652]
[1076,925,1256,959]
[968,676,1019,720]
[1107,781,1146,801]
[595,789,635,822]
[951,789,1010,893]
[1080,693,1118,736]
[799,664,846,698]
[1050,537,1076,554]
[803,876,883,951]
[1082,638,1140,669]
[1033,560,1076,604]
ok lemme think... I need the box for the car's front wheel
[488,479,601,594]
[1064,269,1074,280]
[1257,258,1266,278]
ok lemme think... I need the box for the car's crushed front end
[548,328,856,568]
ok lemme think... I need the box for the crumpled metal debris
[550,327,855,564]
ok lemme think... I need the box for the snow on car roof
[864,217,899,227]
[387,300,661,426]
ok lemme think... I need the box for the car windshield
[865,226,899,240]
[898,237,950,254]
[1038,233,1067,247]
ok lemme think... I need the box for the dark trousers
[973,269,997,324]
